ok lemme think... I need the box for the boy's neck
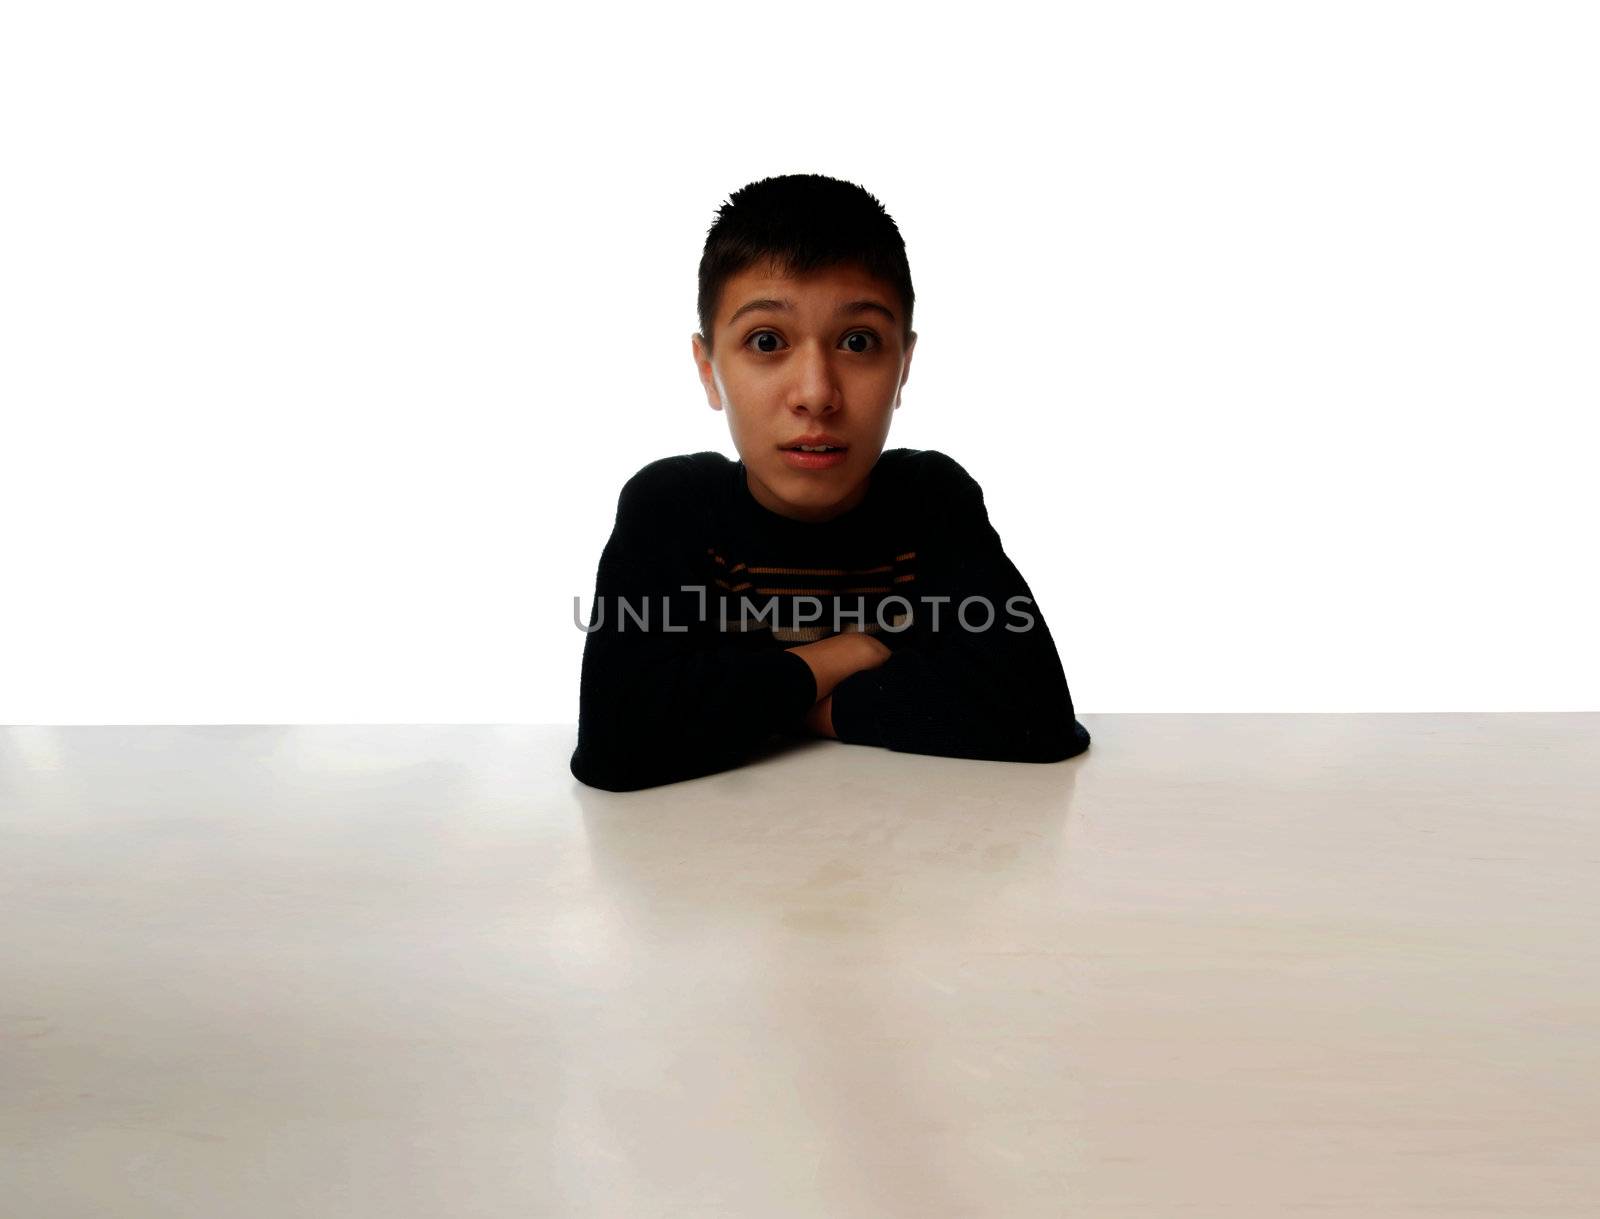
[742,465,870,524]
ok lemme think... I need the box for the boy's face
[692,260,915,523]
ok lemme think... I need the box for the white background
[3,1,1595,722]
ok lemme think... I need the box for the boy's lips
[779,446,849,471]
[780,432,848,451]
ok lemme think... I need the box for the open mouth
[780,445,850,470]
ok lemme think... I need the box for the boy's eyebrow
[726,298,897,327]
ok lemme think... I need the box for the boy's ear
[889,329,916,411]
[691,333,724,411]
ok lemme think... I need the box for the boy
[570,174,1090,792]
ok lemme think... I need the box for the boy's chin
[766,468,874,522]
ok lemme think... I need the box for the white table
[3,715,1596,1217]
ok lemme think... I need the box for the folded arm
[826,455,1090,764]
[569,466,823,792]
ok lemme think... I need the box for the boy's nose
[788,342,842,413]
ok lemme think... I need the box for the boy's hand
[803,694,836,738]
[854,631,892,664]
[785,630,891,702]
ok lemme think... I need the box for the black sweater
[569,448,1090,791]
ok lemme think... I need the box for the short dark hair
[696,173,915,356]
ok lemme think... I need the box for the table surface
[3,715,1596,1218]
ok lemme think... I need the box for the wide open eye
[744,330,882,355]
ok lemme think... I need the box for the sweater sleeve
[570,460,819,792]
[828,453,1091,764]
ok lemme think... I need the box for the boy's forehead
[719,262,900,328]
